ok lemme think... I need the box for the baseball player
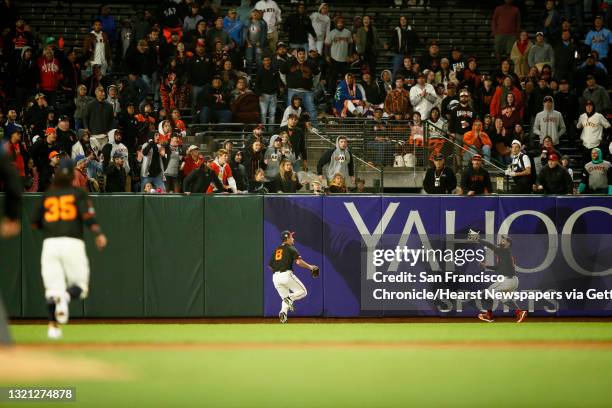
[268,231,319,323]
[470,232,527,323]
[31,159,107,339]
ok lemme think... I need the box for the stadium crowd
[0,0,610,194]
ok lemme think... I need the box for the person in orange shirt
[462,119,492,165]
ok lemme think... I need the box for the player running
[31,159,107,339]
[268,231,319,323]
[469,232,527,323]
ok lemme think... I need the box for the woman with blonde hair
[274,159,301,193]
[327,173,347,193]
[510,30,532,79]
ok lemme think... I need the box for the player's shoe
[47,325,63,340]
[279,311,288,324]
[54,293,69,325]
[516,310,528,323]
[283,297,295,312]
[478,311,495,323]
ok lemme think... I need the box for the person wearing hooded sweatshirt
[224,9,244,48]
[264,137,294,179]
[317,136,355,185]
[106,84,121,120]
[334,73,365,117]
[578,148,612,194]
[101,128,130,175]
[71,129,94,159]
[83,86,114,152]
[14,46,38,108]
[528,32,554,71]
[230,150,250,191]
[324,16,352,93]
[577,100,611,163]
[74,85,94,131]
[310,3,330,55]
[490,75,524,118]
[243,139,267,182]
[532,95,566,146]
[141,133,167,192]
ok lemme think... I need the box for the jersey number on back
[274,249,283,261]
[44,195,77,222]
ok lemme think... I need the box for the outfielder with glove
[268,230,319,323]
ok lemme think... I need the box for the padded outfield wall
[0,195,611,318]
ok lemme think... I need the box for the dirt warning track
[11,340,612,351]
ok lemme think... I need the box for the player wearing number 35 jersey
[31,159,107,340]
[268,231,319,323]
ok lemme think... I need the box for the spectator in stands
[462,120,492,163]
[562,0,583,31]
[183,2,204,33]
[441,82,458,119]
[534,135,562,169]
[459,154,491,195]
[537,153,573,194]
[553,30,578,83]
[82,86,114,153]
[491,0,521,60]
[71,129,93,161]
[244,9,267,75]
[83,19,112,75]
[273,159,301,193]
[72,155,89,191]
[187,41,213,118]
[360,71,385,109]
[317,135,354,185]
[255,55,279,129]
[578,147,612,194]
[490,75,523,118]
[280,47,319,126]
[582,74,611,113]
[421,40,441,74]
[229,150,249,192]
[279,114,307,171]
[163,135,183,193]
[230,77,260,123]
[585,15,611,64]
[7,18,35,62]
[197,76,232,124]
[310,3,330,54]
[4,109,23,139]
[532,95,566,146]
[101,129,130,174]
[460,57,481,93]
[124,40,157,91]
[449,89,475,147]
[506,139,533,194]
[325,16,352,93]
[37,46,62,106]
[491,117,512,165]
[395,57,415,89]
[385,15,419,75]
[243,139,267,182]
[380,69,393,95]
[327,173,347,193]
[31,130,59,192]
[334,73,366,117]
[539,0,561,42]
[3,130,26,181]
[354,15,382,75]
[105,152,127,192]
[510,30,532,79]
[55,115,76,155]
[409,72,436,120]
[384,76,411,119]
[181,145,202,178]
[528,32,555,72]
[423,154,457,194]
[576,52,608,92]
[255,0,282,53]
[500,92,522,132]
[207,17,233,53]
[554,78,580,142]
[141,133,166,192]
[158,0,183,42]
[449,46,465,76]
[281,95,302,127]
[14,47,37,109]
[183,157,223,194]
[237,0,253,26]
[185,20,208,51]
[577,100,611,163]
[264,137,287,180]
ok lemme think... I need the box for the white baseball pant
[41,237,90,300]
[273,271,307,313]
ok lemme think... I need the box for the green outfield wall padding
[84,195,144,317]
[204,196,263,316]
[20,194,83,318]
[143,195,205,317]
[0,196,22,317]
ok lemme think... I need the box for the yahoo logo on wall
[345,202,612,278]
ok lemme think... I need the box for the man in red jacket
[207,149,238,193]
[37,46,63,105]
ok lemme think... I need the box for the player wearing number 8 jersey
[31,159,107,339]
[268,230,319,323]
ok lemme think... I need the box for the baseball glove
[311,266,320,278]
[466,229,480,242]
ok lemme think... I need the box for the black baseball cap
[433,154,444,161]
[281,230,295,241]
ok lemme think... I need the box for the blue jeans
[191,85,205,117]
[245,46,263,75]
[464,145,492,165]
[392,54,405,75]
[287,89,317,126]
[199,107,232,124]
[142,175,165,192]
[260,94,277,128]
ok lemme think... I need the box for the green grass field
[4,322,612,407]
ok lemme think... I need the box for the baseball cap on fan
[281,230,295,241]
